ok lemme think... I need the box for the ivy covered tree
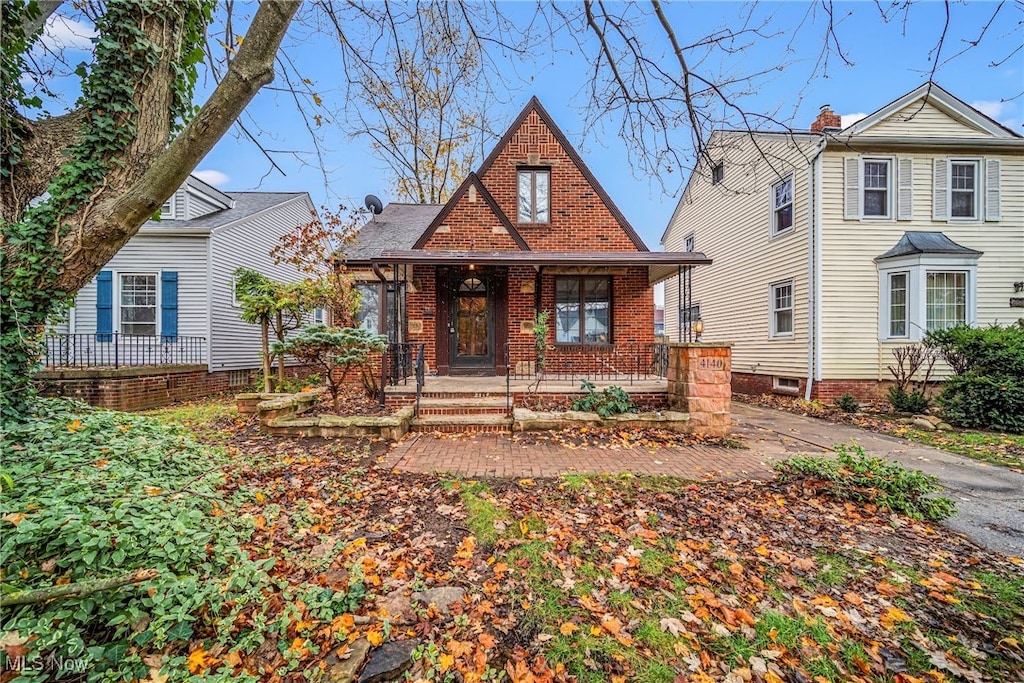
[0,0,298,417]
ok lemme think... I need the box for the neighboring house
[662,82,1023,401]
[41,175,319,405]
[654,305,665,338]
[345,97,707,377]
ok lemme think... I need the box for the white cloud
[193,169,230,187]
[841,112,868,128]
[971,100,1005,119]
[38,15,96,52]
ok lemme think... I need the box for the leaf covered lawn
[221,423,1024,682]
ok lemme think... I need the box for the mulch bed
[302,385,390,418]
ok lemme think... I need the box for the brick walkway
[382,433,777,480]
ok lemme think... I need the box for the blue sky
[28,1,1024,264]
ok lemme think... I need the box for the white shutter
[985,158,1001,221]
[844,157,860,219]
[897,157,913,220]
[932,158,949,221]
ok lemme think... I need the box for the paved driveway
[732,402,1024,557]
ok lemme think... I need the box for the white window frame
[770,175,795,237]
[877,254,978,342]
[773,377,800,393]
[769,279,794,339]
[885,271,910,340]
[948,158,981,222]
[861,157,894,220]
[312,307,326,325]
[116,271,160,336]
[683,232,695,252]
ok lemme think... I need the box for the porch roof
[373,250,711,285]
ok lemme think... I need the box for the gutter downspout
[805,136,827,400]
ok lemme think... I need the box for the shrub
[926,323,1024,433]
[272,325,386,407]
[887,386,930,414]
[571,380,636,417]
[774,444,955,521]
[833,392,859,414]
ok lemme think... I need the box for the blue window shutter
[95,270,113,342]
[161,271,178,340]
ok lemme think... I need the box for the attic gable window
[711,162,724,185]
[517,169,550,223]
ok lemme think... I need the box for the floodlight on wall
[693,319,704,342]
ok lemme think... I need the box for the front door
[450,272,493,371]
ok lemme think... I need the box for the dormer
[160,175,235,221]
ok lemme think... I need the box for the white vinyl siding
[863,101,991,138]
[74,235,209,358]
[663,132,815,378]
[209,195,319,371]
[820,148,1021,379]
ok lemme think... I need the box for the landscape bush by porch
[927,323,1024,433]
[571,380,636,417]
[773,444,955,522]
[272,325,386,409]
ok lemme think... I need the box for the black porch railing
[505,341,669,384]
[382,342,423,386]
[42,333,206,368]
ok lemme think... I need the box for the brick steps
[411,414,512,433]
[417,395,509,416]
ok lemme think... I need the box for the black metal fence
[505,341,669,384]
[382,342,422,386]
[43,333,206,368]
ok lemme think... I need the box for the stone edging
[512,408,690,432]
[237,389,415,440]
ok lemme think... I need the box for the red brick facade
[35,365,315,411]
[400,99,653,376]
[731,371,896,403]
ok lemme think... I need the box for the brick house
[347,98,708,377]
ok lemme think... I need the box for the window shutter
[844,157,860,219]
[985,158,1001,221]
[932,158,949,220]
[897,157,913,220]
[161,271,178,340]
[95,270,113,342]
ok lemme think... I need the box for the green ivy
[0,0,213,418]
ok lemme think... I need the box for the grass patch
[141,397,237,440]
[815,552,852,587]
[460,491,509,546]
[898,427,1024,470]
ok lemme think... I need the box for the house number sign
[699,358,725,370]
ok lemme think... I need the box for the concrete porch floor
[385,375,668,396]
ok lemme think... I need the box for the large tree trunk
[1,1,299,415]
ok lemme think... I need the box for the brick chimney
[810,104,842,132]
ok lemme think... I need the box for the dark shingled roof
[875,231,983,261]
[345,203,444,262]
[140,192,307,231]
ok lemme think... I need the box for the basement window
[773,377,800,393]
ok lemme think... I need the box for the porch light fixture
[468,263,475,271]
[693,319,704,342]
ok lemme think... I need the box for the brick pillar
[667,343,732,436]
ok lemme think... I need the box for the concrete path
[732,402,1024,557]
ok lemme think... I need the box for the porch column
[667,343,732,436]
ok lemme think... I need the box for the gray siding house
[45,175,319,395]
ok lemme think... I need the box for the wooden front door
[450,272,492,371]
[436,268,508,375]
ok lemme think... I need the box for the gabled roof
[476,96,649,252]
[413,172,529,250]
[346,203,443,262]
[843,82,1021,139]
[140,191,307,233]
[184,174,235,210]
[875,231,983,261]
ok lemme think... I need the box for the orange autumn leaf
[754,545,770,557]
[3,512,27,526]
[600,616,623,635]
[559,622,579,636]
[765,673,785,683]
[287,637,310,659]
[67,420,83,433]
[367,630,384,647]
[455,535,476,559]
[439,653,454,671]
[478,632,496,649]
[187,649,212,674]
[843,591,864,606]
